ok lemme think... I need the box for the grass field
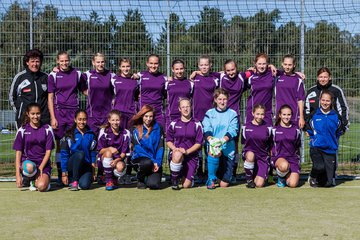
[1,180,360,239]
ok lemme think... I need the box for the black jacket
[9,68,50,126]
[304,81,349,130]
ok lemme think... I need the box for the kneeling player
[271,105,301,188]
[202,88,238,190]
[13,103,55,192]
[98,110,131,191]
[167,98,203,190]
[242,105,272,188]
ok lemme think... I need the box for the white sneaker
[29,181,37,191]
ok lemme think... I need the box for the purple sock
[244,161,254,182]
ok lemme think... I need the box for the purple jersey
[13,123,55,165]
[275,73,305,123]
[138,71,166,114]
[111,74,139,115]
[48,67,83,109]
[241,121,272,157]
[192,72,219,121]
[271,124,301,159]
[82,69,115,118]
[246,69,274,124]
[97,127,131,158]
[219,72,246,116]
[167,118,203,157]
[165,79,193,119]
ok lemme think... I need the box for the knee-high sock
[102,157,114,182]
[207,155,219,181]
[97,156,104,176]
[244,161,255,182]
[170,161,182,181]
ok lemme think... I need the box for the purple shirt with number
[82,69,114,118]
[97,127,131,159]
[48,67,83,109]
[165,78,193,120]
[192,72,219,121]
[112,74,139,115]
[138,71,166,114]
[271,124,301,159]
[166,118,203,157]
[13,123,55,164]
[246,69,274,124]
[241,121,272,157]
[275,73,305,123]
[219,72,246,116]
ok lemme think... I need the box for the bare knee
[116,161,126,172]
[183,179,192,188]
[276,158,289,172]
[255,177,265,188]
[172,150,184,164]
[245,151,255,162]
[102,150,112,158]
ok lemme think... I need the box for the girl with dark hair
[306,90,344,187]
[131,105,164,189]
[271,105,302,188]
[97,110,131,190]
[13,103,55,192]
[60,110,97,191]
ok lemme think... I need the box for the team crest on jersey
[41,84,47,91]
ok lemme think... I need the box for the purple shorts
[243,151,269,179]
[181,155,199,181]
[272,156,300,174]
[87,116,107,136]
[53,108,78,139]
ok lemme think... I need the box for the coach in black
[9,49,50,127]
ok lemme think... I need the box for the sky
[1,0,360,40]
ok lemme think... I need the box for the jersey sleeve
[80,72,89,92]
[297,79,306,101]
[47,72,56,93]
[225,112,239,140]
[202,110,213,139]
[97,128,107,151]
[60,137,71,172]
[195,121,204,144]
[13,127,25,151]
[119,130,131,154]
[45,125,55,150]
[166,121,176,143]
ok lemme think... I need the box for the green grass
[1,180,360,239]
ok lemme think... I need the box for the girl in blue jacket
[131,105,164,189]
[306,90,344,187]
[60,110,97,190]
[202,88,239,189]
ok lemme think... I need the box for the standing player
[48,51,83,186]
[306,90,344,187]
[136,54,167,128]
[245,53,275,124]
[189,55,219,181]
[275,54,305,128]
[167,98,203,190]
[97,110,131,191]
[81,53,115,136]
[165,59,193,129]
[271,105,302,188]
[219,59,250,182]
[9,49,50,127]
[131,105,164,190]
[13,103,55,192]
[60,110,97,191]
[202,88,238,189]
[241,105,272,188]
[112,58,139,130]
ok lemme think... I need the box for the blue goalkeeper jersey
[202,107,239,148]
